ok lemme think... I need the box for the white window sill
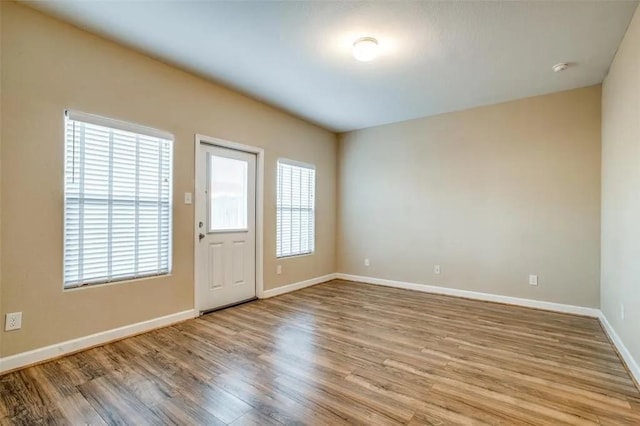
[276,252,315,260]
[63,273,172,292]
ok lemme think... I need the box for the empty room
[1,0,639,424]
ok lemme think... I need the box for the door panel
[232,241,245,285]
[197,144,256,312]
[208,243,224,290]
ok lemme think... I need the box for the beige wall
[338,86,602,308]
[0,0,3,354]
[601,6,640,369]
[0,0,619,362]
[0,2,337,357]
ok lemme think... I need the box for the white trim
[0,310,195,374]
[277,157,316,171]
[598,311,640,387]
[65,110,174,141]
[194,134,265,310]
[260,273,337,299]
[335,273,600,317]
[2,275,637,392]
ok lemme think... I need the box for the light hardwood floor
[1,280,639,425]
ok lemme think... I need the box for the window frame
[63,110,174,289]
[276,158,316,259]
[206,152,250,233]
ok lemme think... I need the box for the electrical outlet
[529,275,538,286]
[5,312,22,331]
[276,265,282,275]
[364,258,370,267]
[434,265,441,274]
[621,303,625,321]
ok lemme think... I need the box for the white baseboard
[335,273,600,317]
[1,274,637,391]
[260,273,337,299]
[0,272,336,374]
[598,312,640,387]
[0,309,195,374]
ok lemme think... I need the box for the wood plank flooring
[1,280,639,425]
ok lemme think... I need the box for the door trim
[194,134,265,314]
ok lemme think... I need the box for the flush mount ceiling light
[352,37,379,62]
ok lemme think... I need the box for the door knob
[199,233,205,241]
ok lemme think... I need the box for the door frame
[193,134,265,314]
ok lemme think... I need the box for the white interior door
[197,144,256,312]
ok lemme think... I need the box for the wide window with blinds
[277,159,315,258]
[64,111,173,288]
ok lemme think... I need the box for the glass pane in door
[208,154,248,231]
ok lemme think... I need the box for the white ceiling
[26,1,639,132]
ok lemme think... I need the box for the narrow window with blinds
[277,160,315,258]
[64,111,173,288]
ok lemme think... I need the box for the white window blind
[277,160,315,258]
[64,111,173,288]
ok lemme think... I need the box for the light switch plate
[184,192,192,204]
